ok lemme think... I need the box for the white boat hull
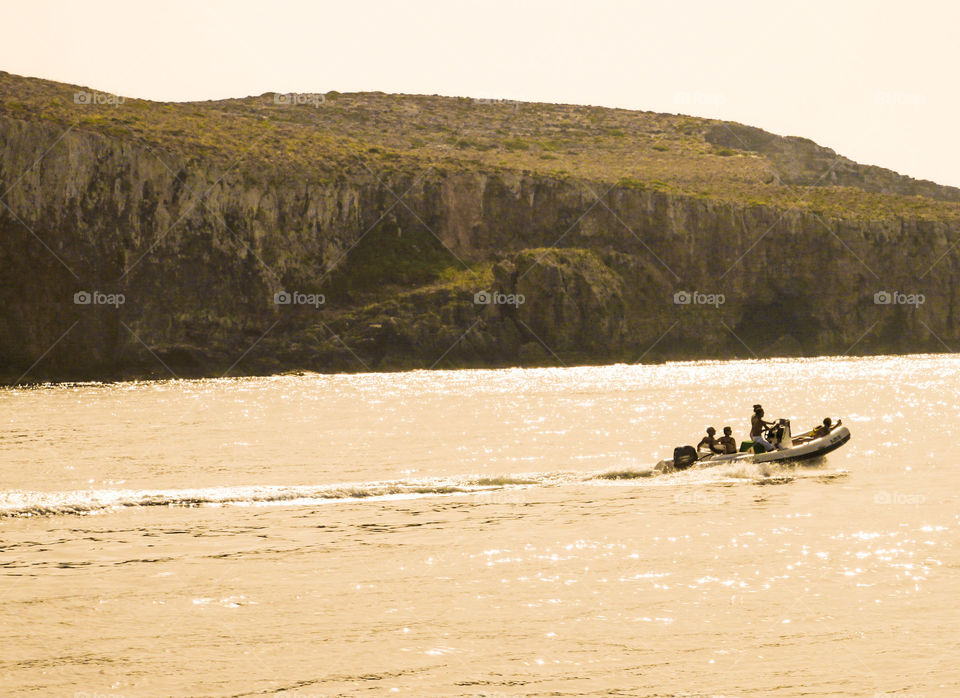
[657,425,851,472]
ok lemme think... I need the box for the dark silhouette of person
[697,427,723,454]
[750,406,775,452]
[718,426,738,454]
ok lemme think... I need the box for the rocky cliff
[1,72,958,382]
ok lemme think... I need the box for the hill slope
[1,71,958,381]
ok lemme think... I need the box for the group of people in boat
[696,426,738,455]
[696,404,838,455]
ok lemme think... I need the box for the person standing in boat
[750,405,776,452]
[718,426,738,454]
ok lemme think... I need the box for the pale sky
[3,0,958,187]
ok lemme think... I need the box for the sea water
[1,355,958,696]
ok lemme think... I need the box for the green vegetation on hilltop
[3,70,960,221]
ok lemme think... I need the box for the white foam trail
[0,462,846,518]
[0,481,493,518]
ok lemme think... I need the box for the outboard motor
[672,445,698,470]
[768,418,793,449]
[782,419,792,447]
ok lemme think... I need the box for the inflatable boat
[655,419,851,472]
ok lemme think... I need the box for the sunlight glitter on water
[1,355,959,695]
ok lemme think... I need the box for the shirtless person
[718,426,738,454]
[697,427,723,454]
[750,405,776,452]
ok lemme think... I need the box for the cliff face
[1,75,959,382]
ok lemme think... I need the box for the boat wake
[0,465,847,519]
[0,479,517,519]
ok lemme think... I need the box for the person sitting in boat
[697,427,724,454]
[792,417,839,443]
[811,417,838,439]
[750,406,776,452]
[718,426,738,454]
